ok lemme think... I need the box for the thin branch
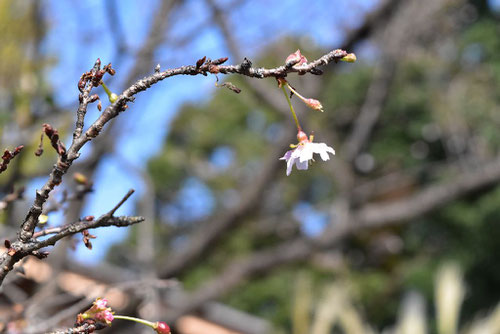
[32,226,62,239]
[39,213,141,249]
[2,47,350,286]
[46,322,99,334]
[104,189,135,218]
[74,59,103,141]
[61,0,181,238]
[0,190,143,286]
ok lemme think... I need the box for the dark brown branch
[2,47,350,286]
[36,215,144,249]
[17,59,106,244]
[0,215,143,286]
[0,189,142,285]
[74,59,104,140]
[61,0,180,237]
[104,189,134,218]
[46,322,99,334]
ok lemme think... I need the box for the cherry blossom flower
[78,298,115,326]
[280,131,335,176]
[95,309,114,325]
[93,298,108,310]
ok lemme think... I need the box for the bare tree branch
[0,47,352,287]
[0,188,143,285]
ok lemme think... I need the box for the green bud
[109,93,118,103]
[341,53,357,63]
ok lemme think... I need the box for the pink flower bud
[304,98,323,112]
[104,311,114,323]
[297,130,308,143]
[285,49,308,67]
[154,321,171,334]
[95,309,114,325]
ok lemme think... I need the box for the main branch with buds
[0,48,355,332]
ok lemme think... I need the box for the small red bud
[154,321,171,334]
[196,56,206,68]
[212,57,228,65]
[106,65,116,76]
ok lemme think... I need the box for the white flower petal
[280,141,335,175]
[280,150,293,161]
[299,145,313,163]
[286,156,296,176]
[312,143,335,161]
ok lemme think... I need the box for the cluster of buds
[279,49,356,175]
[82,229,96,250]
[77,298,114,327]
[34,124,66,157]
[78,58,115,93]
[194,55,230,75]
[0,145,23,174]
[78,58,118,110]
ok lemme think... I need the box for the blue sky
[34,0,380,263]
